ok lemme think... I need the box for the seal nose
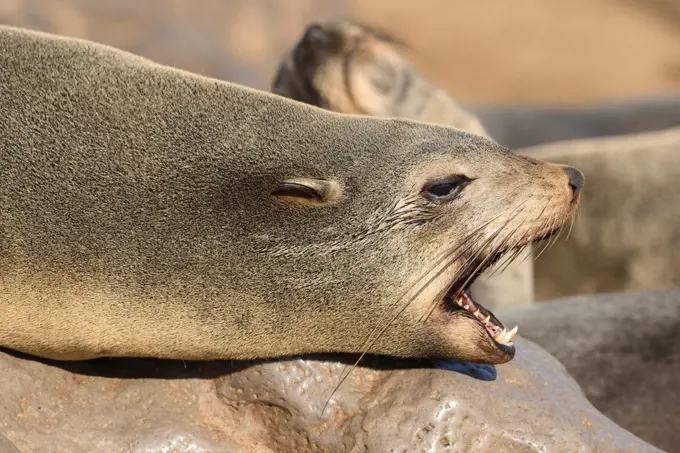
[563,166,584,203]
[302,23,326,44]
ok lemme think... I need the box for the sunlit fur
[0,26,579,364]
[271,19,535,311]
[273,20,486,135]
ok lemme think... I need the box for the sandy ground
[354,0,680,104]
[0,0,678,105]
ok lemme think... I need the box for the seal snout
[562,166,585,204]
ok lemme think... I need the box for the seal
[0,25,582,364]
[271,19,534,311]
[519,127,680,299]
[272,20,488,135]
[475,94,680,149]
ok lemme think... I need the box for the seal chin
[445,288,517,358]
[440,253,522,361]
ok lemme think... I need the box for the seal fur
[271,19,534,311]
[0,25,581,363]
[520,128,680,299]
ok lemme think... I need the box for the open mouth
[443,252,520,350]
[446,288,518,345]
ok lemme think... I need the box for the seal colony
[272,19,535,311]
[0,25,582,364]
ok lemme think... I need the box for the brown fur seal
[272,20,534,312]
[272,21,487,135]
[0,25,582,364]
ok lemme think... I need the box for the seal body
[0,26,581,363]
[474,95,680,149]
[501,289,680,452]
[520,128,680,299]
[272,20,533,311]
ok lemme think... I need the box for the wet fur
[0,25,577,363]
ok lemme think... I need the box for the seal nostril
[563,166,584,202]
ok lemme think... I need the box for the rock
[0,338,663,452]
[502,289,680,453]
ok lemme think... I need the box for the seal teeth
[493,325,519,345]
[450,291,516,345]
[505,325,519,343]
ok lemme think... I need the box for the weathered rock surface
[0,338,663,452]
[502,289,680,453]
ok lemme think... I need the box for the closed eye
[422,176,471,203]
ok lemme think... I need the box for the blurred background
[1,0,679,105]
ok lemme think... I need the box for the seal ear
[272,178,342,205]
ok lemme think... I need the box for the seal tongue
[451,291,518,345]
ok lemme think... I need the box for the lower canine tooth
[493,328,507,342]
[505,326,519,342]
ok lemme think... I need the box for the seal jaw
[445,290,517,358]
[439,250,521,360]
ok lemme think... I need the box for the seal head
[272,20,487,135]
[0,26,582,364]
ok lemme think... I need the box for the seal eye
[423,177,469,202]
[272,178,342,205]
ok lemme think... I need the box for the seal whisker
[519,196,555,266]
[565,205,577,241]
[442,207,527,299]
[321,201,524,414]
[419,238,489,323]
[369,193,520,320]
[419,204,528,323]
[533,202,562,261]
[542,211,568,256]
[498,245,530,276]
[479,202,535,281]
[483,225,531,280]
[320,214,504,415]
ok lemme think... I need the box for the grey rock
[0,338,663,452]
[502,289,680,453]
